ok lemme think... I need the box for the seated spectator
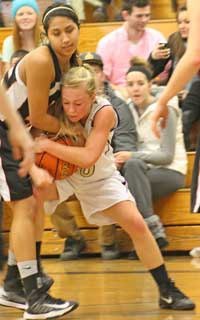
[149,5,197,103]
[1,0,41,73]
[181,78,200,150]
[0,3,4,27]
[96,0,165,88]
[9,49,29,67]
[53,0,102,22]
[57,52,138,260]
[114,57,187,254]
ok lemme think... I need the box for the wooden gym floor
[0,255,200,319]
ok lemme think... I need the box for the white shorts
[44,170,135,226]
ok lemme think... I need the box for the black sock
[23,274,38,296]
[5,265,20,281]
[150,264,170,288]
[36,241,42,274]
[18,260,38,296]
[0,202,5,271]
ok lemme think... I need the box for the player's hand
[151,102,169,138]
[34,136,49,153]
[30,165,53,188]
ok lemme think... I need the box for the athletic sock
[36,241,42,273]
[4,250,20,281]
[149,264,170,288]
[17,260,38,295]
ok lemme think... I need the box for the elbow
[29,116,43,129]
[192,56,200,69]
[187,51,200,69]
[161,154,174,165]
[78,154,98,169]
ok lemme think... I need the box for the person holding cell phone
[148,5,190,86]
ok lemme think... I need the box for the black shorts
[0,124,33,201]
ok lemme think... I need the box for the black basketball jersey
[2,45,62,124]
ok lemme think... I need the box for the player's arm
[36,106,116,168]
[22,51,60,133]
[152,0,200,137]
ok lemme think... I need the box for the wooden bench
[0,19,177,54]
[2,152,199,256]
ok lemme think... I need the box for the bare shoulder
[23,46,53,71]
[20,46,54,81]
[94,105,116,128]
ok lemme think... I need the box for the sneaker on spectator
[189,247,200,258]
[60,236,86,260]
[24,287,78,319]
[156,237,169,249]
[127,251,138,260]
[159,279,195,310]
[0,272,54,310]
[101,244,120,260]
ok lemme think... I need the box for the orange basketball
[35,137,78,180]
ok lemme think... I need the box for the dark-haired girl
[0,3,80,319]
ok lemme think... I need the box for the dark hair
[171,0,187,12]
[10,49,29,62]
[122,0,151,14]
[42,3,80,67]
[176,4,187,19]
[168,5,188,61]
[126,56,153,80]
[42,3,80,33]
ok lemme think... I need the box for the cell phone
[159,43,168,49]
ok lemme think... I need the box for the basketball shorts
[44,170,135,226]
[0,124,33,201]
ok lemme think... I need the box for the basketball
[35,136,78,180]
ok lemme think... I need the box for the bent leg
[102,200,163,269]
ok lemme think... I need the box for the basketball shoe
[0,272,54,310]
[24,286,78,319]
[159,279,195,310]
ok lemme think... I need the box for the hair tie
[42,6,75,24]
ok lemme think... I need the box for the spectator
[149,5,193,93]
[2,0,41,72]
[0,0,5,27]
[9,49,29,66]
[149,5,200,150]
[114,57,187,253]
[96,0,165,87]
[53,0,103,22]
[181,78,200,150]
[56,52,138,260]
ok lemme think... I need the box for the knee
[13,196,37,221]
[135,215,148,234]
[122,158,146,174]
[127,213,148,237]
